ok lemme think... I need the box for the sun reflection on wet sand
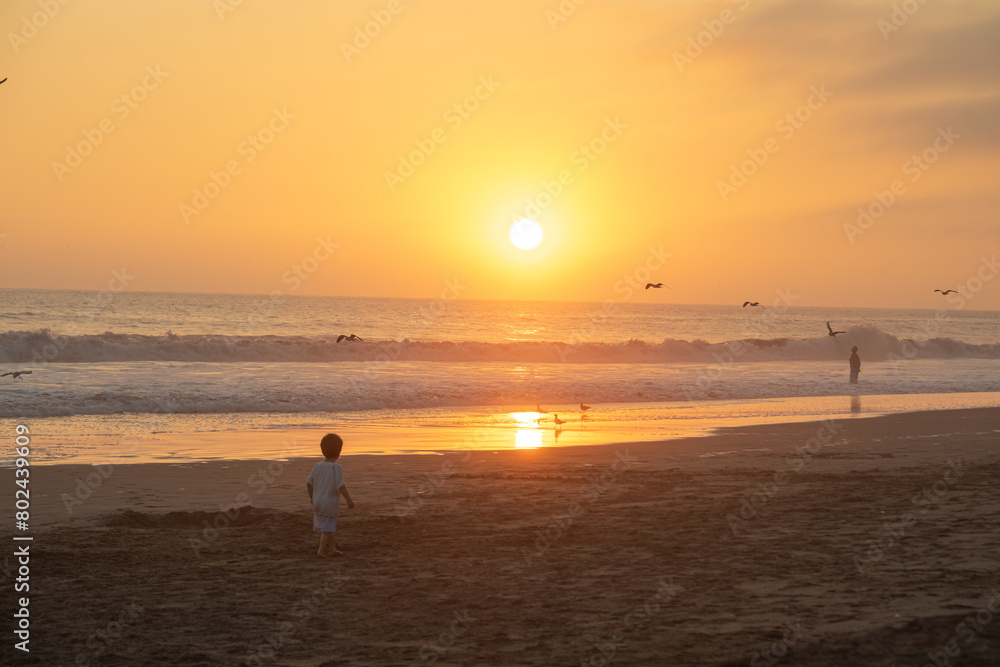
[510,411,543,425]
[514,429,544,449]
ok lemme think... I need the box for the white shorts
[313,513,338,534]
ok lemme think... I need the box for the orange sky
[1,0,997,309]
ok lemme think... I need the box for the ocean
[2,289,998,464]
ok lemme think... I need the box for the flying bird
[743,302,765,309]
[0,78,7,85]
[934,289,957,295]
[1,371,32,380]
[336,334,364,343]
[580,402,591,411]
[553,414,566,426]
[826,322,846,337]
[645,283,668,290]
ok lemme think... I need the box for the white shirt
[307,461,345,517]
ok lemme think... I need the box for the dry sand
[3,407,1000,666]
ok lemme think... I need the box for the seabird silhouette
[743,301,765,309]
[934,289,957,295]
[826,322,846,337]
[645,283,668,290]
[553,414,566,426]
[580,402,591,411]
[536,404,546,414]
[1,371,32,380]
[336,334,364,343]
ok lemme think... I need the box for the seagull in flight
[826,322,846,337]
[1,371,32,380]
[553,414,566,426]
[743,301,765,309]
[0,78,7,85]
[934,289,957,295]
[336,334,364,343]
[580,402,591,411]
[645,283,668,290]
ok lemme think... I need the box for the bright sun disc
[509,218,544,250]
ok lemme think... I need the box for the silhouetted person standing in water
[849,346,861,384]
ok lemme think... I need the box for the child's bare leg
[328,534,344,556]
[318,533,332,556]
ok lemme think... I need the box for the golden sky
[1,0,997,309]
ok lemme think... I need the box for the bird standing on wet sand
[553,414,566,427]
[580,403,591,411]
[934,289,957,295]
[827,322,846,337]
[645,283,668,290]
[337,334,364,343]
[536,404,546,414]
[743,301,765,309]
[1,371,32,380]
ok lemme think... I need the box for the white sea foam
[2,357,998,418]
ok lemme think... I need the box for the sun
[509,218,544,250]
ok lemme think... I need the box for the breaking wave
[2,325,998,364]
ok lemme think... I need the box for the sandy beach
[2,406,999,665]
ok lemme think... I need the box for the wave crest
[1,324,997,364]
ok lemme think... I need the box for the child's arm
[340,485,355,509]
[307,483,314,502]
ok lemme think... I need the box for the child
[306,433,355,557]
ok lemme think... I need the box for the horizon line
[0,286,996,314]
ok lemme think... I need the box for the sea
[1,289,998,464]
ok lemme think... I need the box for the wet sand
[3,407,1000,666]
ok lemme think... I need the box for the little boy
[306,433,355,557]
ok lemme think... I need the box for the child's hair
[320,433,344,459]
